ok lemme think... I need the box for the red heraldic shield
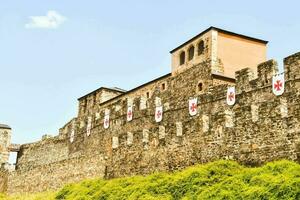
[226,86,236,106]
[272,73,285,96]
[188,98,198,116]
[127,106,133,122]
[103,114,110,129]
[155,106,163,122]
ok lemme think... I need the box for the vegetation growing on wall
[1,160,300,200]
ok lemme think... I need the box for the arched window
[198,40,204,55]
[179,51,185,65]
[188,46,194,61]
[197,82,203,92]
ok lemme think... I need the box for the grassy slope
[1,160,300,200]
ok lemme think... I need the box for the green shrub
[2,160,300,200]
[0,194,7,200]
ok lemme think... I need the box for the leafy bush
[0,194,7,200]
[1,160,300,200]
[0,192,55,200]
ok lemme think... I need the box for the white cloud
[25,10,67,29]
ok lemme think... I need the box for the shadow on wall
[297,142,300,163]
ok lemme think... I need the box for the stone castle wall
[16,136,69,171]
[0,128,11,164]
[0,167,8,193]
[1,52,300,194]
[7,153,106,193]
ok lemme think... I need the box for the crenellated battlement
[4,52,300,194]
[0,124,12,165]
[2,27,300,194]
[284,52,300,80]
[235,67,254,93]
[257,60,278,86]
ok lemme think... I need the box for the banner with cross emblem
[188,98,198,116]
[127,105,133,122]
[272,73,285,96]
[226,86,236,106]
[155,106,163,122]
[103,110,110,129]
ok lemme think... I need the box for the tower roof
[170,26,268,53]
[78,87,127,101]
[0,124,11,130]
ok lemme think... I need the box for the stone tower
[170,26,268,77]
[0,124,11,164]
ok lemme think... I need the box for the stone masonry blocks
[176,122,183,136]
[4,51,300,194]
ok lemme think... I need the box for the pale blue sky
[1,0,299,147]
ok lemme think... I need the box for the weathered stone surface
[251,104,259,122]
[140,96,147,110]
[0,167,8,193]
[176,122,183,136]
[158,126,165,139]
[7,154,106,193]
[112,137,119,149]
[142,129,149,144]
[0,127,11,164]
[202,115,210,132]
[224,110,234,128]
[0,30,299,194]
[127,132,133,146]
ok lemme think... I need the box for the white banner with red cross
[103,110,110,129]
[87,116,92,136]
[188,98,198,116]
[272,73,285,96]
[127,105,133,122]
[155,106,163,122]
[226,86,236,106]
